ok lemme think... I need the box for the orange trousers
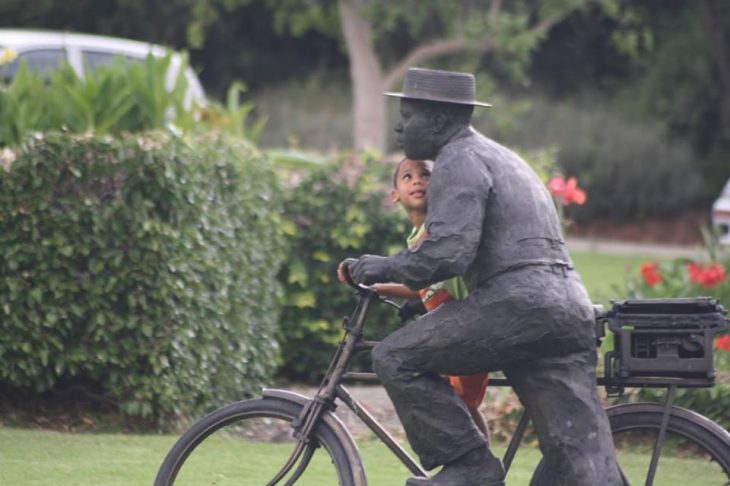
[449,373,489,408]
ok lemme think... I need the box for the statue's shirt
[391,127,571,291]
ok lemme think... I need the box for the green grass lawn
[1,427,726,485]
[571,250,655,305]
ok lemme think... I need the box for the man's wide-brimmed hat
[384,67,491,107]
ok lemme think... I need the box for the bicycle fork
[268,294,376,485]
[267,396,331,486]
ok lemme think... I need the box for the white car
[712,178,730,245]
[0,29,205,108]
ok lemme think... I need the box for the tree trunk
[337,0,386,153]
[699,0,730,143]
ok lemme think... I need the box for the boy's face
[392,159,431,213]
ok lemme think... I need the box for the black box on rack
[606,297,727,384]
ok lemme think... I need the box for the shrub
[0,131,285,424]
[488,97,708,222]
[0,55,263,148]
[277,154,407,381]
[558,113,706,221]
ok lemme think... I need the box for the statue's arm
[388,151,491,289]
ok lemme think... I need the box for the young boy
[340,158,490,440]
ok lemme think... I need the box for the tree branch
[382,37,494,90]
[699,0,730,92]
[489,0,502,21]
[532,14,564,39]
[382,4,580,91]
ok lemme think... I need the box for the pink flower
[687,262,726,288]
[548,176,587,206]
[640,262,662,287]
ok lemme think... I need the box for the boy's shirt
[407,225,469,311]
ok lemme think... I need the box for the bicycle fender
[605,402,730,444]
[263,388,367,485]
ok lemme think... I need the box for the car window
[81,50,140,70]
[0,48,65,80]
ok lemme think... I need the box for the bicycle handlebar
[340,258,401,310]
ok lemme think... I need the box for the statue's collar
[436,126,475,158]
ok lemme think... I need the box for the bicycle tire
[154,396,366,486]
[529,402,730,486]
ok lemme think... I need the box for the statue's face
[395,99,436,160]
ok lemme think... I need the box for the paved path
[566,236,705,259]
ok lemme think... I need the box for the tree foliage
[615,0,730,191]
[0,0,251,48]
[262,0,612,151]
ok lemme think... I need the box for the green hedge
[277,155,408,381]
[0,131,284,423]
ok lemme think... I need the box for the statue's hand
[350,255,392,285]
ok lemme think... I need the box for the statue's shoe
[405,446,505,486]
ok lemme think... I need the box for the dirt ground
[289,383,527,442]
[569,210,708,246]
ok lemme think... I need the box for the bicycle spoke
[613,428,728,485]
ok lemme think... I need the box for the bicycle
[155,267,730,486]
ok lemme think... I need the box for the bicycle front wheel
[529,402,730,486]
[154,395,365,486]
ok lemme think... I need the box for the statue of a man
[349,68,622,485]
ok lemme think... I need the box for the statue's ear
[431,113,446,134]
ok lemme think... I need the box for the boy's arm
[371,283,420,299]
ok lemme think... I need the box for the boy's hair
[392,158,433,187]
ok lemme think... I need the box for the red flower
[715,334,730,352]
[548,176,587,206]
[687,262,726,288]
[640,262,662,287]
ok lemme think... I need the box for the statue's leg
[370,281,527,474]
[371,322,489,471]
[505,351,623,486]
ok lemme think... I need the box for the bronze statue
[348,68,622,485]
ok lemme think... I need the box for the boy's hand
[350,254,392,285]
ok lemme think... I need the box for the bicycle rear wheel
[529,402,730,486]
[154,396,365,486]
